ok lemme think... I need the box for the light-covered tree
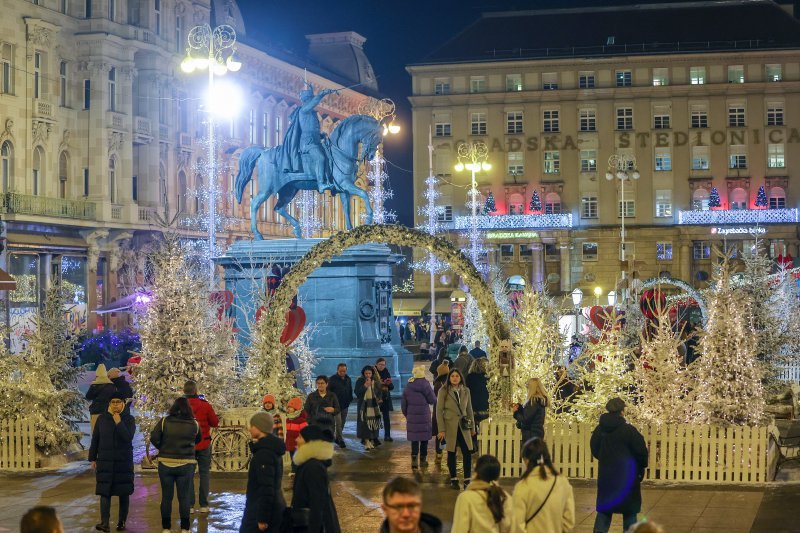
[241,307,298,406]
[461,294,488,350]
[291,325,319,394]
[0,286,84,455]
[689,255,765,426]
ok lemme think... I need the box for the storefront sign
[710,226,767,236]
[486,231,540,240]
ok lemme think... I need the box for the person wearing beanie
[401,366,436,469]
[86,364,118,434]
[108,368,134,417]
[261,394,284,440]
[590,397,648,532]
[239,413,285,533]
[431,361,450,460]
[88,391,135,532]
[284,397,308,475]
[184,380,219,514]
[291,419,341,533]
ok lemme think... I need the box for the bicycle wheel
[211,430,250,471]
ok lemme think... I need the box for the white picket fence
[210,408,292,472]
[777,363,800,383]
[478,418,773,484]
[0,418,37,470]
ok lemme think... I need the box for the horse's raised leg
[250,190,268,240]
[339,192,352,230]
[341,181,373,226]
[275,188,302,238]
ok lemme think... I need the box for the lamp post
[571,287,583,338]
[455,141,491,270]
[606,154,639,303]
[607,290,617,307]
[181,24,241,289]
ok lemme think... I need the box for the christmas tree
[134,235,241,449]
[461,294,488,352]
[290,325,319,394]
[709,187,721,208]
[689,254,765,426]
[529,191,542,213]
[755,186,768,208]
[0,286,84,455]
[483,192,497,214]
[242,304,298,406]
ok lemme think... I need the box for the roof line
[480,0,775,18]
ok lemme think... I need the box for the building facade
[407,0,800,308]
[0,0,376,346]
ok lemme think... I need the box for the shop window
[545,243,560,262]
[500,244,514,262]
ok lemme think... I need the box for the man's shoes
[449,479,460,490]
[95,524,110,532]
[385,436,394,442]
[373,439,382,446]
[198,507,209,513]
[116,522,126,531]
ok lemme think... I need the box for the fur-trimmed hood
[293,439,334,466]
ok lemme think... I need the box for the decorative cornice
[108,131,124,155]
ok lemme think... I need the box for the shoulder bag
[453,390,474,432]
[525,477,557,525]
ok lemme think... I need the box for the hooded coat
[590,413,649,515]
[88,412,136,497]
[401,376,436,442]
[240,435,286,533]
[291,439,341,533]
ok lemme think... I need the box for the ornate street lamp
[181,24,241,288]
[606,154,639,302]
[571,287,583,338]
[454,141,491,270]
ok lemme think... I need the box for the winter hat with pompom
[92,364,113,385]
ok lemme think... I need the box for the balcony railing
[4,192,95,220]
[454,213,573,230]
[677,208,798,225]
[34,101,54,120]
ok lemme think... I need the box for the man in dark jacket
[292,423,341,532]
[375,358,395,442]
[240,412,285,533]
[305,375,341,428]
[590,398,649,533]
[468,340,487,359]
[88,392,135,532]
[327,363,353,449]
[184,380,219,513]
[379,477,442,533]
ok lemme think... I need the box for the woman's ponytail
[475,455,507,524]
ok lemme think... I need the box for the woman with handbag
[436,368,476,490]
[354,365,382,450]
[512,438,575,533]
[513,378,548,445]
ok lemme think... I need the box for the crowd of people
[36,347,661,533]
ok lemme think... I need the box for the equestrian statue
[235,83,384,239]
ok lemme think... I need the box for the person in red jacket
[184,380,219,514]
[284,396,308,475]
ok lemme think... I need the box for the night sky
[235,0,733,227]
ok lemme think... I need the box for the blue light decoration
[483,191,497,215]
[755,186,768,208]
[709,187,721,208]
[677,208,798,225]
[529,190,542,213]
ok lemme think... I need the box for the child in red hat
[284,396,307,475]
[261,394,284,440]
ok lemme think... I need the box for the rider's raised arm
[301,89,334,111]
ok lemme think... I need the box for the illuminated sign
[710,226,767,236]
[486,231,540,240]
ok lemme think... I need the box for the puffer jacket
[401,377,436,442]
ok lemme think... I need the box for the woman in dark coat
[375,358,395,441]
[88,392,135,532]
[354,365,383,449]
[291,425,341,533]
[466,358,490,450]
[590,398,649,532]
[431,361,450,458]
[401,365,436,469]
[513,378,548,444]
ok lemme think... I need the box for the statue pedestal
[216,239,413,389]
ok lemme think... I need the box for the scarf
[362,382,382,431]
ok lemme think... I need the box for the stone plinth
[216,239,413,388]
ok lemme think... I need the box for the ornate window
[32,146,43,196]
[507,192,524,215]
[108,67,117,111]
[109,156,117,203]
[1,141,12,192]
[59,61,68,106]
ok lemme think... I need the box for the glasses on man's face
[384,502,421,513]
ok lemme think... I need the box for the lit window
[728,65,744,83]
[542,72,558,90]
[652,68,669,86]
[582,242,598,261]
[655,148,672,171]
[728,105,745,127]
[469,76,486,93]
[728,145,747,169]
[434,122,451,137]
[580,149,597,172]
[769,187,786,209]
[690,66,705,84]
[434,78,450,95]
[506,111,523,134]
[656,243,673,260]
[470,112,487,135]
[508,192,524,214]
[655,190,672,217]
[616,70,632,87]
[768,143,785,168]
[692,188,710,210]
[581,194,598,218]
[767,103,784,126]
[766,64,782,82]
[542,110,559,132]
[693,241,711,259]
[543,151,560,174]
[690,105,708,128]
[506,74,522,92]
[653,106,671,129]
[579,109,596,131]
[578,71,595,88]
[507,152,523,175]
[544,192,561,214]
[616,107,633,130]
[691,146,709,170]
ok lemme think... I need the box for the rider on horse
[278,82,338,193]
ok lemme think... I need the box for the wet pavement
[2,412,800,532]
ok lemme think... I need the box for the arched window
[59,151,69,199]
[108,156,117,203]
[32,146,43,195]
[769,187,786,209]
[545,192,561,214]
[177,170,187,213]
[508,192,524,215]
[1,141,13,192]
[692,188,710,210]
[730,187,747,210]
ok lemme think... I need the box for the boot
[95,524,110,532]
[116,522,126,531]
[449,478,460,490]
[411,455,419,469]
[420,456,429,468]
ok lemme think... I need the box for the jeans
[382,409,392,439]
[99,495,129,525]
[335,405,349,442]
[158,462,195,530]
[191,447,212,508]
[593,511,638,532]
[411,440,428,458]
[447,431,472,480]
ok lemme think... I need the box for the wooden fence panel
[0,418,36,470]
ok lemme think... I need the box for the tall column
[680,244,691,283]
[559,241,571,293]
[531,242,544,290]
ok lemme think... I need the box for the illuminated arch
[640,277,707,324]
